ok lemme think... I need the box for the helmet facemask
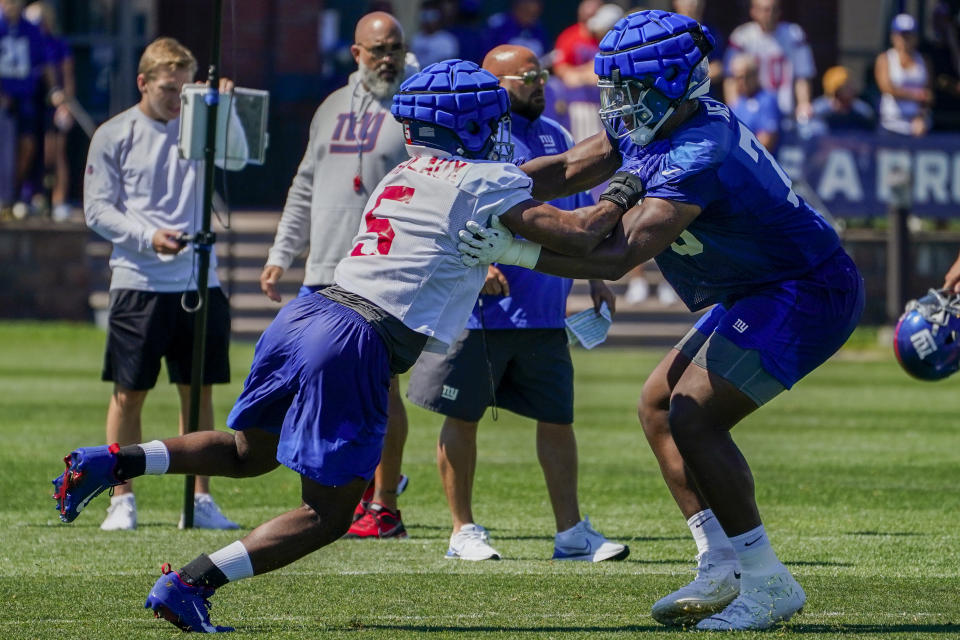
[599,57,711,146]
[486,114,514,161]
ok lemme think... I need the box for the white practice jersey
[84,106,219,291]
[725,21,815,116]
[335,153,532,351]
[267,72,409,285]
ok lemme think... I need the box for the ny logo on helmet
[910,329,937,359]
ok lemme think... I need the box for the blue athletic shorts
[691,249,864,389]
[226,293,391,486]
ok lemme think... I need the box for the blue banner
[778,132,960,218]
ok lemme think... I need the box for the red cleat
[344,503,408,539]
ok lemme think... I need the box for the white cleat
[100,493,137,531]
[445,523,501,561]
[552,516,629,562]
[179,493,240,530]
[695,568,806,631]
[651,550,740,626]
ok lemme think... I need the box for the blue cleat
[145,564,234,633]
[51,443,124,523]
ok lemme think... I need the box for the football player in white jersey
[51,59,644,633]
[260,11,415,540]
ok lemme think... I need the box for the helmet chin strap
[628,104,676,145]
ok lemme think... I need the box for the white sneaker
[552,516,629,562]
[625,278,650,304]
[657,283,679,305]
[445,523,501,560]
[696,567,805,631]
[179,493,240,530]
[100,493,137,531]
[52,203,72,222]
[651,550,740,626]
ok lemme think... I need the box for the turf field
[1,321,958,639]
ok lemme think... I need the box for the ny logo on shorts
[441,385,459,401]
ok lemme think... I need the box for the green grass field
[1,321,958,639]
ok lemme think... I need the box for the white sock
[687,509,734,558]
[110,493,135,506]
[208,541,254,583]
[138,440,170,475]
[729,524,782,581]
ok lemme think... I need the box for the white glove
[457,215,541,269]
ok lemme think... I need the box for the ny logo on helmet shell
[910,329,938,359]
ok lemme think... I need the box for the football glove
[598,171,646,210]
[458,215,541,269]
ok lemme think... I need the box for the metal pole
[183,0,224,528]
[886,166,912,323]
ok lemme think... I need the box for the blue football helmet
[594,10,714,146]
[894,289,960,381]
[391,59,512,160]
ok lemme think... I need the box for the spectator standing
[875,13,933,136]
[484,0,550,59]
[407,44,628,563]
[807,65,875,134]
[260,12,413,539]
[552,0,603,88]
[555,3,623,142]
[923,0,960,130]
[724,0,815,126]
[442,0,485,64]
[410,0,459,68]
[24,0,73,221]
[728,53,780,151]
[83,37,241,531]
[0,0,53,219]
[672,0,724,94]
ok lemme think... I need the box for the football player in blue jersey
[458,9,865,631]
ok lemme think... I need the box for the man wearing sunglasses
[260,11,414,540]
[407,45,627,563]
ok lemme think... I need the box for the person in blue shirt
[727,52,781,151]
[458,10,864,631]
[407,44,629,564]
[0,0,54,216]
[482,0,551,59]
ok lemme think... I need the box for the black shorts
[102,288,231,390]
[406,328,574,424]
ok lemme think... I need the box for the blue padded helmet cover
[391,59,510,156]
[595,10,713,99]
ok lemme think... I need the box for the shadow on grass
[848,531,923,537]
[331,623,665,634]
[328,622,960,635]
[787,623,960,634]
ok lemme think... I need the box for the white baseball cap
[891,13,917,33]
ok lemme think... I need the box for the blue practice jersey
[0,16,48,99]
[466,113,585,330]
[615,97,841,311]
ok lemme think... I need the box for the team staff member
[408,45,628,563]
[83,37,242,531]
[259,12,413,539]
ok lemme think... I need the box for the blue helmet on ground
[391,59,512,160]
[894,289,960,381]
[594,10,714,146]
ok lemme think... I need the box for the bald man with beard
[261,11,414,540]
[406,45,629,563]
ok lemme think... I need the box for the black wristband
[598,171,646,210]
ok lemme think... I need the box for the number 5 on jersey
[350,185,415,256]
